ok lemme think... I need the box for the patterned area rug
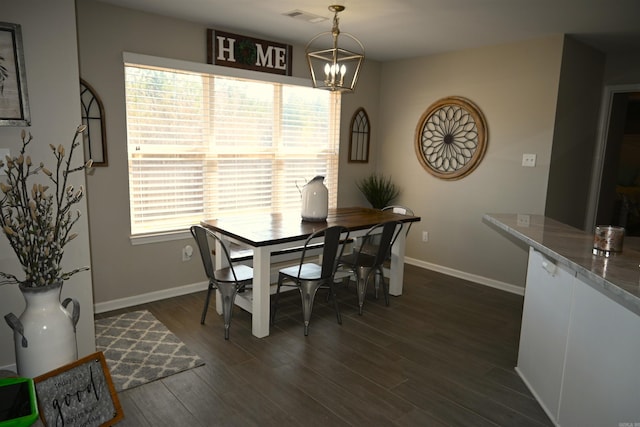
[95,310,204,392]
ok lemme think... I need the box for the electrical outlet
[422,231,429,242]
[522,153,536,167]
[182,245,193,261]
[517,214,531,227]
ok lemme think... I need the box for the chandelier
[305,5,365,92]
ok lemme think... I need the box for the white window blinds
[125,62,340,236]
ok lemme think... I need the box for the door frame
[586,83,640,231]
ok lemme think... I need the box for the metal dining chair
[190,225,253,340]
[361,205,414,260]
[271,225,349,336]
[338,221,403,315]
[382,205,415,237]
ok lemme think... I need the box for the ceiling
[96,0,640,62]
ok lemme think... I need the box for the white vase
[4,282,80,378]
[300,175,328,222]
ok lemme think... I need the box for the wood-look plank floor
[96,265,552,427]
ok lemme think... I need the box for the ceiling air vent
[283,10,327,24]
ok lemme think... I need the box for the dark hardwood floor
[97,265,552,426]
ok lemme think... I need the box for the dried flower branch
[0,126,92,287]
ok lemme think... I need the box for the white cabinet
[517,247,575,421]
[558,273,640,427]
[519,248,640,427]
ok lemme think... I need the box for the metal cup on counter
[593,225,625,256]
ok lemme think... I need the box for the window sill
[130,229,191,245]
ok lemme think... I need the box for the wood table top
[201,206,421,247]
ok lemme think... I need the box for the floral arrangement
[0,126,92,287]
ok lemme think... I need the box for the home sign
[207,29,292,76]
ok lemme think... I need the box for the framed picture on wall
[0,22,31,126]
[348,107,370,163]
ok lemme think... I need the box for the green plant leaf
[357,173,400,209]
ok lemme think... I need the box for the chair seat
[279,263,323,281]
[213,264,253,283]
[339,252,377,268]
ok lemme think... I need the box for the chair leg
[201,284,215,324]
[341,275,351,288]
[217,283,238,340]
[299,280,322,336]
[374,273,380,300]
[271,275,284,325]
[355,267,370,315]
[329,283,342,325]
[378,267,390,306]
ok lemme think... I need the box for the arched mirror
[349,107,370,163]
[80,79,107,166]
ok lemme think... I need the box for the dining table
[201,206,421,337]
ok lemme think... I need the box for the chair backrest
[297,225,349,279]
[382,205,414,216]
[382,205,414,237]
[357,221,403,266]
[190,225,240,282]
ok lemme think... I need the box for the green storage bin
[0,377,38,427]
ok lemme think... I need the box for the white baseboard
[1,363,17,372]
[93,259,523,314]
[405,257,525,296]
[93,281,209,314]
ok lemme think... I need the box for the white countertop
[484,213,640,316]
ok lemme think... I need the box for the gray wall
[545,36,605,230]
[604,53,640,85]
[376,36,564,288]
[0,0,95,369]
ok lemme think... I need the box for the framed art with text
[0,22,30,126]
[33,351,124,427]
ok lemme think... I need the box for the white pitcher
[298,176,328,222]
[5,282,79,377]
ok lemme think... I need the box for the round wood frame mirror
[415,96,487,180]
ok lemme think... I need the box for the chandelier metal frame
[305,5,365,92]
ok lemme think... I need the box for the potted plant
[357,173,400,209]
[0,126,92,377]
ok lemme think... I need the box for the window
[124,56,340,236]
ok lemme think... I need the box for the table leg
[213,236,229,315]
[389,228,406,296]
[252,246,270,338]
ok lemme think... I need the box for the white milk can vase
[4,281,80,377]
[299,175,329,222]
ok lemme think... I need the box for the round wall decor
[415,96,487,180]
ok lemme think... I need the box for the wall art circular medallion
[415,96,488,180]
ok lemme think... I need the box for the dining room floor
[95,264,553,426]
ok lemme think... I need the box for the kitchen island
[484,214,640,427]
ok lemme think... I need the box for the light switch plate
[522,153,536,167]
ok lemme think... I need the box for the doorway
[592,87,640,235]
